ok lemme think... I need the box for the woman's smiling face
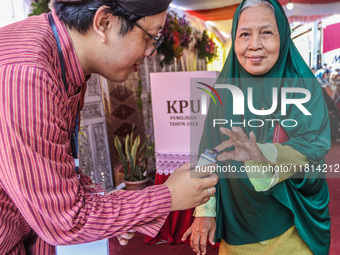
[235,4,280,75]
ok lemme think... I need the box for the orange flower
[173,31,180,47]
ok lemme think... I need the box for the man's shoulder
[0,14,55,70]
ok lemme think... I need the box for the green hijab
[198,0,331,254]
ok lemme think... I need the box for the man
[0,0,218,254]
[310,67,316,75]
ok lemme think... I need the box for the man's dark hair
[54,0,144,35]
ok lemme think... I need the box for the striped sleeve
[0,64,171,246]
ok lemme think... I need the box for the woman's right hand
[182,217,216,255]
[215,127,263,163]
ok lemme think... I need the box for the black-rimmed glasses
[135,23,164,57]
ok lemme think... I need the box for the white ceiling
[171,0,242,10]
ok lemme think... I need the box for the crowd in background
[312,63,340,140]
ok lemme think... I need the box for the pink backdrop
[151,71,219,156]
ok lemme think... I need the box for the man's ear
[92,6,116,43]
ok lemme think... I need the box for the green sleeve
[193,196,216,217]
[246,143,308,192]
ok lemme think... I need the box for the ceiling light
[169,3,187,11]
[287,0,294,10]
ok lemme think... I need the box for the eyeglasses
[135,23,164,57]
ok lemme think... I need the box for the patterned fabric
[155,153,198,175]
[0,11,171,255]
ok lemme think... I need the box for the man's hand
[182,217,216,255]
[215,127,263,162]
[164,163,218,211]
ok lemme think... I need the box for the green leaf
[114,136,129,179]
[139,151,148,166]
[125,134,132,176]
[136,141,147,160]
[130,125,137,149]
[130,135,140,177]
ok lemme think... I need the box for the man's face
[92,11,167,82]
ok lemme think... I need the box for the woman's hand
[215,127,264,162]
[182,217,216,255]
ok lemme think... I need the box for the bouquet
[157,11,192,67]
[196,30,218,63]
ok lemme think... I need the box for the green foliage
[114,128,148,181]
[136,79,143,116]
[136,79,156,171]
[29,0,51,16]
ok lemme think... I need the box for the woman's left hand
[214,127,264,162]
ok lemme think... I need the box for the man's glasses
[135,23,164,57]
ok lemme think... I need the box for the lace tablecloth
[155,153,198,175]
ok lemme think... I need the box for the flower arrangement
[195,30,218,63]
[157,11,193,67]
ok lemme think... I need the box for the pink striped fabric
[0,11,172,255]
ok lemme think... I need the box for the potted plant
[114,129,149,190]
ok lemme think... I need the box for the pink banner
[150,71,219,174]
[323,22,340,53]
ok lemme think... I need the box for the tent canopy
[171,0,340,22]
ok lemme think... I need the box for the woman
[183,0,331,254]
